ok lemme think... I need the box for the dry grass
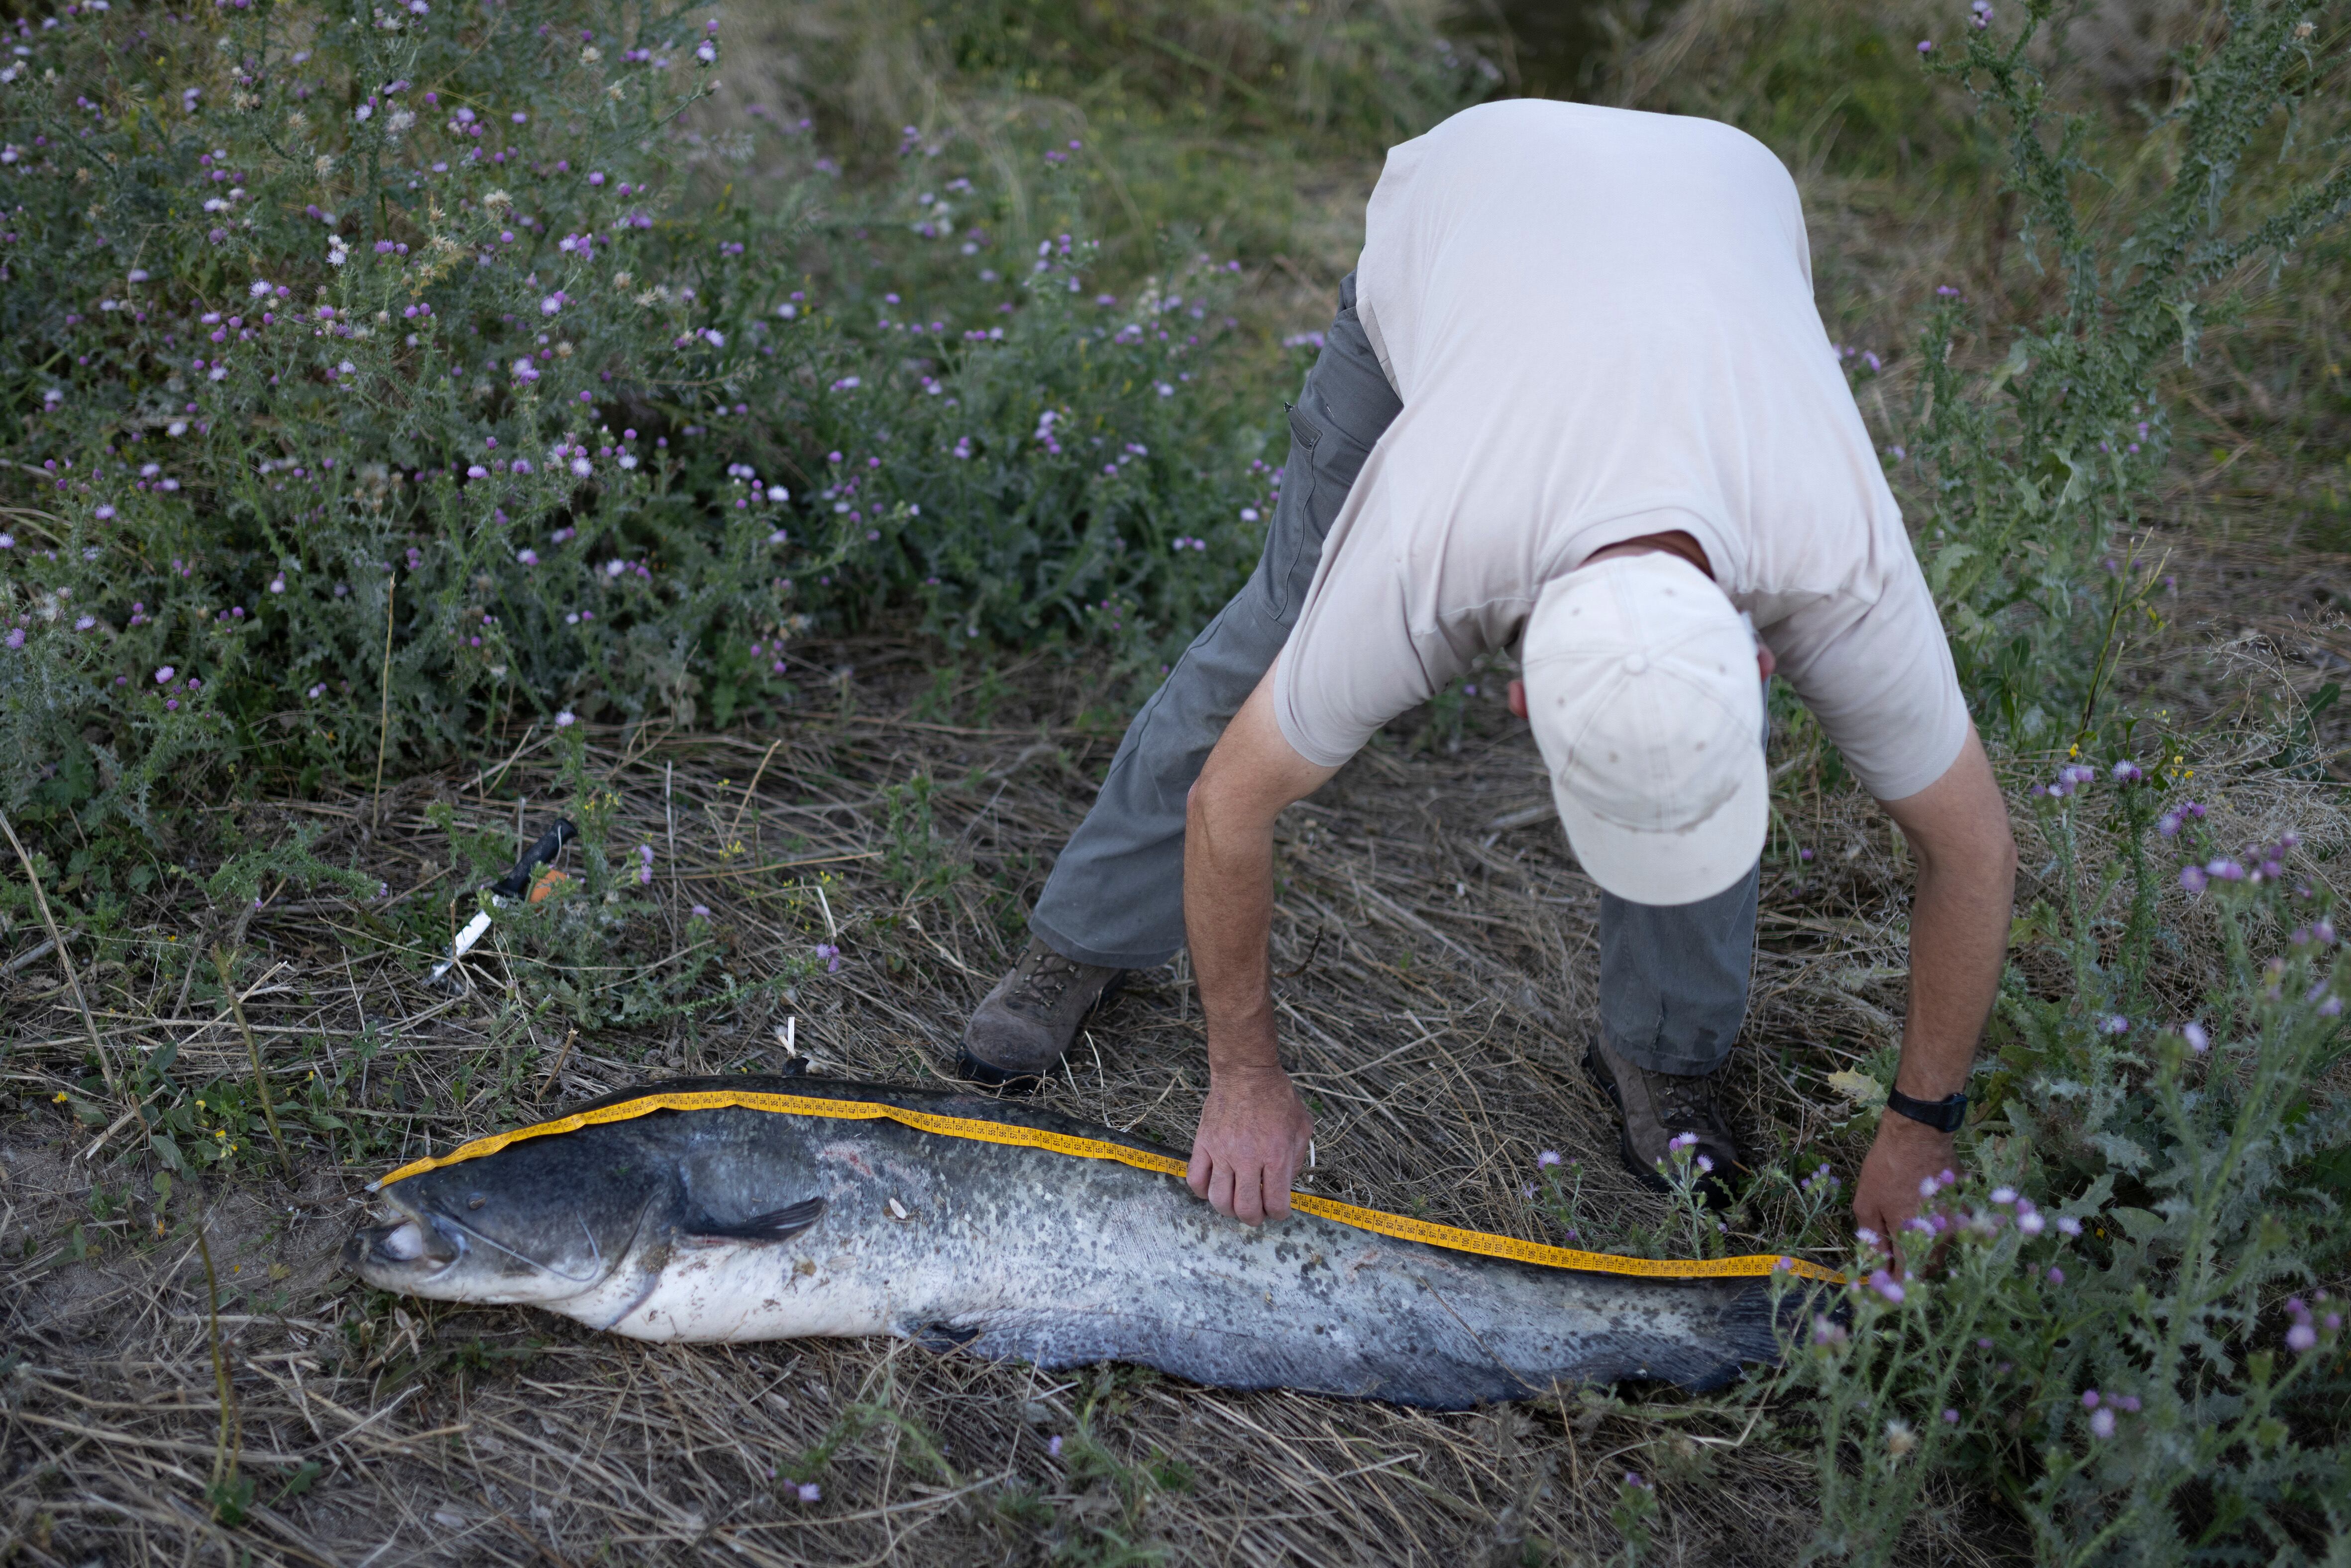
[8,630,2347,1566]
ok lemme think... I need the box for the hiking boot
[1584,1035,1744,1207]
[959,937,1128,1093]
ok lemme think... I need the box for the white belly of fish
[592,1239,904,1344]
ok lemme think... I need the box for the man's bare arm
[1853,725,2017,1243]
[1182,662,1340,1223]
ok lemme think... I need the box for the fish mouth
[342,1194,634,1297]
[343,1202,466,1285]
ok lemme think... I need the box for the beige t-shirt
[1272,100,1969,804]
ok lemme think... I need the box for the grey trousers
[1029,276,1759,1077]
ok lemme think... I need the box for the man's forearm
[1182,790,1282,1075]
[1894,840,2014,1100]
[1855,729,2017,1244]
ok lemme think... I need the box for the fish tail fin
[1718,1273,1830,1374]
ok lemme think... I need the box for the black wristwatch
[1886,1088,1968,1134]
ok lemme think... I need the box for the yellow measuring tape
[375,1088,1844,1285]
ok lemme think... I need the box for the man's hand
[1182,660,1341,1225]
[1851,1113,1954,1249]
[1187,1064,1315,1224]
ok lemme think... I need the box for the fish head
[344,1136,669,1306]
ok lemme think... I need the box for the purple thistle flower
[2179,866,2208,895]
[2089,1408,2116,1438]
[795,1482,821,1503]
[1536,1150,1562,1168]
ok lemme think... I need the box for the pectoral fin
[684,1195,826,1244]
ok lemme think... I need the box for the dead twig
[0,804,118,1095]
[538,1026,580,1101]
[190,1208,240,1509]
[213,944,295,1182]
[372,573,397,832]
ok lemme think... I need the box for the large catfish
[345,1075,1804,1409]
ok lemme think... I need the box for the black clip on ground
[489,818,579,900]
[427,818,580,987]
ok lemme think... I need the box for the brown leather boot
[958,937,1127,1092]
[1584,1035,1745,1207]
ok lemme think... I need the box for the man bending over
[959,100,2018,1242]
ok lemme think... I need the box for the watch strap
[1885,1087,1968,1134]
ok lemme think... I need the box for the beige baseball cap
[1520,552,1767,906]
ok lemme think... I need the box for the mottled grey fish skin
[345,1077,1798,1409]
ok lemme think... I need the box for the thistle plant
[1905,0,2351,743]
[1785,758,2350,1564]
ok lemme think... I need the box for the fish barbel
[344,1076,1801,1408]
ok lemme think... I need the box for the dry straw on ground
[7,634,2345,1566]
